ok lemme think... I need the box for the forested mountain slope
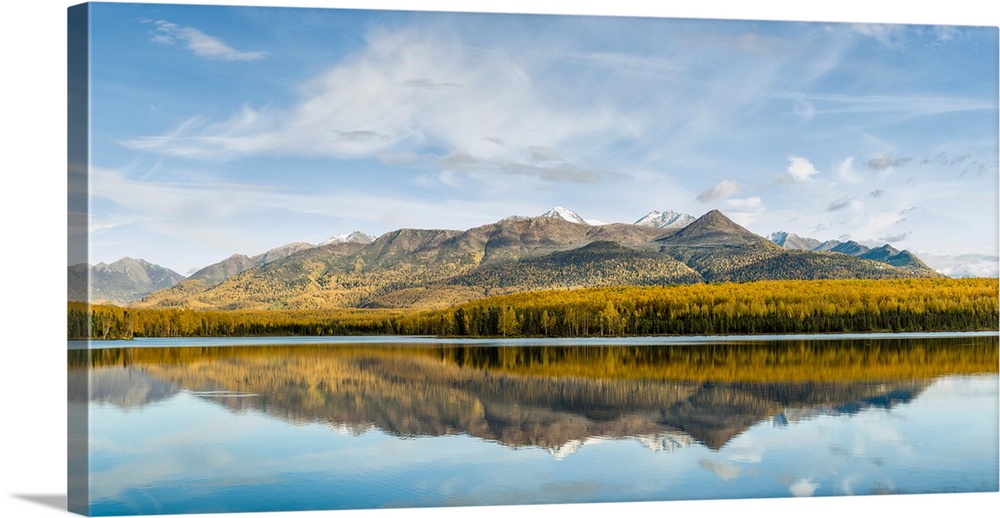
[132,209,944,311]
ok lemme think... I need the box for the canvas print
[67,2,999,516]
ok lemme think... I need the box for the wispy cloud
[921,150,997,177]
[851,23,907,49]
[146,19,266,61]
[89,214,137,234]
[793,99,816,122]
[827,197,853,211]
[867,152,911,172]
[124,28,634,184]
[88,163,551,261]
[786,93,996,122]
[919,253,1000,277]
[836,157,862,184]
[86,10,997,277]
[89,165,288,231]
[123,19,912,188]
[565,50,682,75]
[922,151,972,166]
[879,231,910,243]
[438,152,603,183]
[697,179,742,202]
[851,208,911,239]
[723,196,766,226]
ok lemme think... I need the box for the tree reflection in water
[69,336,998,451]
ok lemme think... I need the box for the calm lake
[68,333,999,516]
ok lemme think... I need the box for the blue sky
[77,1,999,276]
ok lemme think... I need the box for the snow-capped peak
[767,231,789,246]
[539,206,588,225]
[634,210,695,229]
[320,231,375,246]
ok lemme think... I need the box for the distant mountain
[770,233,936,273]
[320,231,376,246]
[767,231,821,251]
[859,244,934,271]
[812,240,839,252]
[583,223,672,247]
[187,254,258,286]
[68,257,185,304]
[133,209,942,311]
[174,236,371,291]
[655,210,785,282]
[767,231,788,245]
[138,240,341,307]
[657,211,941,283]
[775,237,872,256]
[251,241,317,264]
[828,240,870,256]
[539,206,589,225]
[439,240,702,295]
[635,210,695,229]
[479,216,593,265]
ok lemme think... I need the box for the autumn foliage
[69,278,999,339]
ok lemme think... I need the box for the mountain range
[67,257,186,306]
[69,208,943,309]
[767,231,930,269]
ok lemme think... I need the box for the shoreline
[68,329,999,350]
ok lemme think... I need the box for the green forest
[69,278,999,340]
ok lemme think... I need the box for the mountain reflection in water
[70,336,998,453]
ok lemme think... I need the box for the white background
[2,1,997,518]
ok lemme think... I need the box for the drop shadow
[12,494,66,511]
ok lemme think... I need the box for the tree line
[67,303,402,340]
[69,278,998,340]
[395,278,999,337]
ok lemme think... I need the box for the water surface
[69,334,999,515]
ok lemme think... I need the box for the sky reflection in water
[72,336,999,515]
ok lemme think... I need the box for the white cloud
[785,156,819,182]
[148,20,266,61]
